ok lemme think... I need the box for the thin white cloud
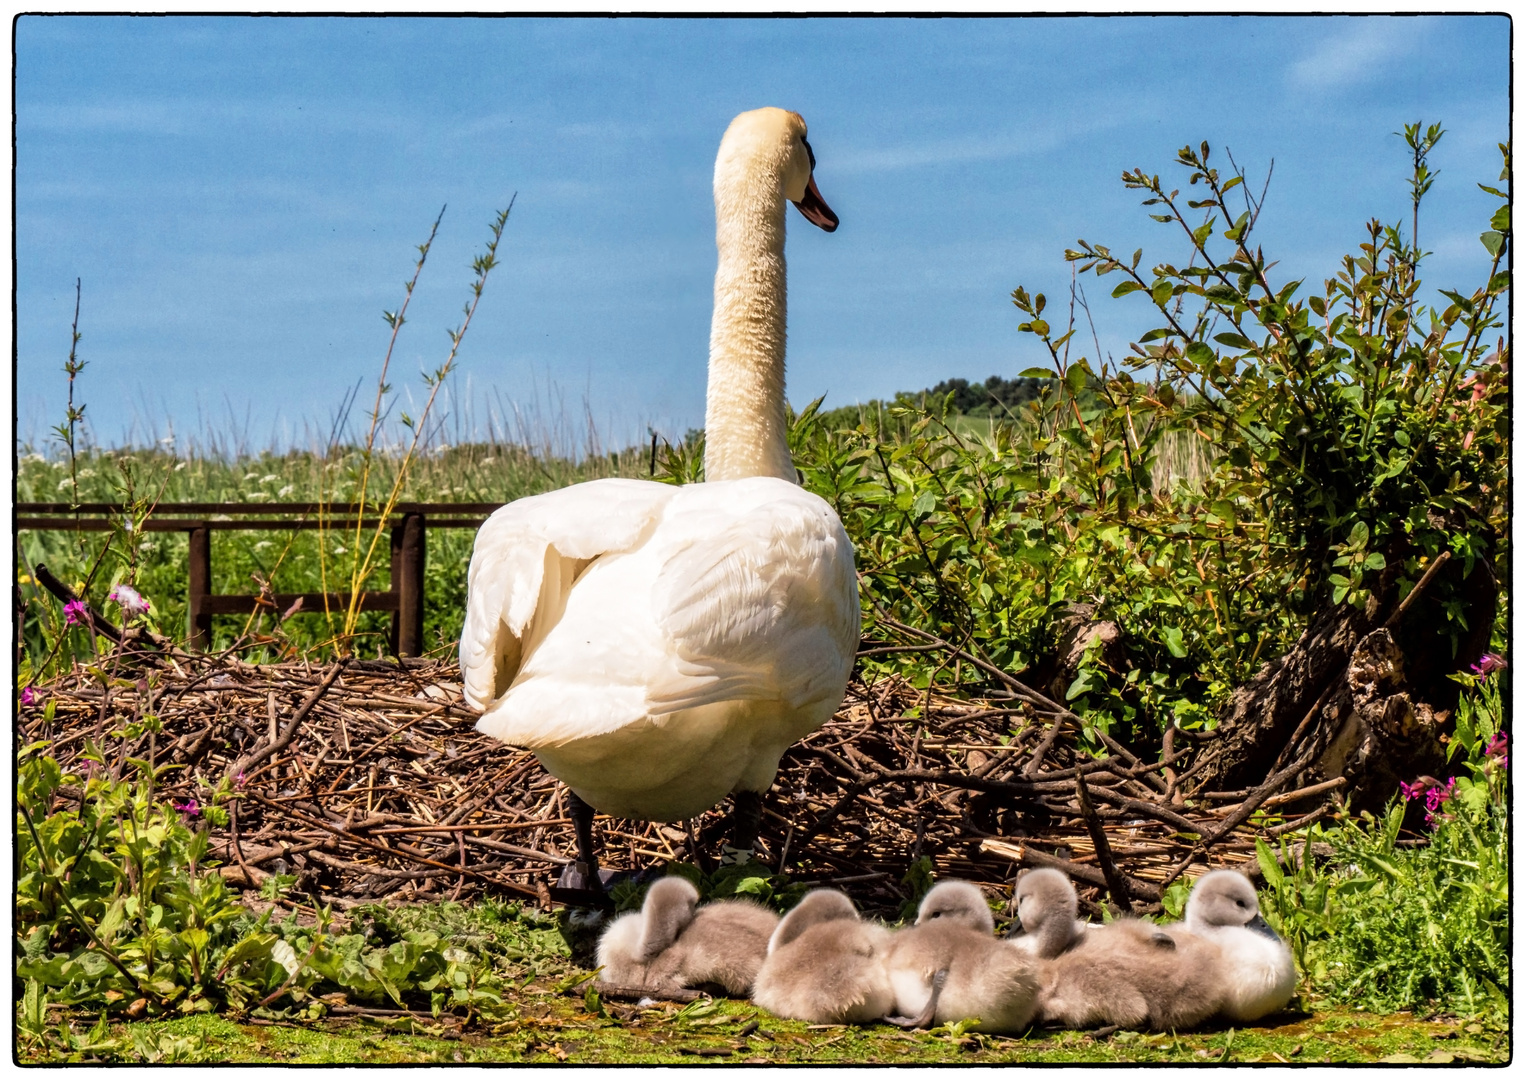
[832,111,1129,176]
[1287,17,1425,89]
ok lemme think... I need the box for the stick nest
[22,648,1343,917]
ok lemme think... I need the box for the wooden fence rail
[16,502,504,656]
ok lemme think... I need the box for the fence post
[187,524,212,650]
[392,513,426,657]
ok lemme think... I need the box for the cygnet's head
[768,888,859,954]
[715,107,838,231]
[1185,871,1279,940]
[916,880,995,934]
[638,876,701,960]
[1012,868,1078,938]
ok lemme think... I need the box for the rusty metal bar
[204,592,399,616]
[16,517,489,532]
[19,502,488,654]
[187,524,212,651]
[16,501,504,515]
[396,513,427,657]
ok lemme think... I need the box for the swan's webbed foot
[549,791,615,910]
[884,968,948,1030]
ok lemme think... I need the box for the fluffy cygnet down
[1177,870,1296,1022]
[885,881,1041,1033]
[751,889,896,1024]
[596,876,779,996]
[1011,868,1225,1032]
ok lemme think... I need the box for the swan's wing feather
[647,487,859,714]
[460,479,676,710]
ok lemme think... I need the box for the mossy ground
[24,994,1510,1065]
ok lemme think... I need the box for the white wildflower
[270,939,302,978]
[107,584,151,617]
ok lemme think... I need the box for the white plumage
[461,108,855,830]
[461,476,857,820]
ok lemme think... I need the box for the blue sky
[15,15,1511,455]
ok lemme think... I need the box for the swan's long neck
[704,147,795,483]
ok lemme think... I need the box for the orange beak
[792,174,839,232]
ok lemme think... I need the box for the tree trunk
[1200,550,1497,811]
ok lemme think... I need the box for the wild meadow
[14,127,1510,1061]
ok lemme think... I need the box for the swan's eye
[801,136,816,171]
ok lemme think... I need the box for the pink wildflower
[107,584,151,618]
[62,600,88,626]
[1422,777,1457,825]
[172,798,201,820]
[235,771,247,789]
[1485,731,1508,769]
[1470,653,1508,678]
[1399,779,1425,801]
[20,685,38,706]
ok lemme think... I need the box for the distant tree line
[809,373,1052,430]
[906,375,1049,418]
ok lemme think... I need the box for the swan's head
[717,107,838,232]
[1185,870,1279,940]
[916,880,995,934]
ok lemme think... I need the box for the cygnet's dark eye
[802,136,816,171]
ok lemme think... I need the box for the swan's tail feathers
[460,480,679,713]
[459,520,550,712]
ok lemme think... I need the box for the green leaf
[1214,331,1253,350]
[1112,280,1144,298]
[1185,341,1216,366]
[1347,521,1369,548]
[1255,838,1285,889]
[1480,231,1505,257]
[1160,625,1188,658]
[1150,280,1175,306]
[1019,367,1057,379]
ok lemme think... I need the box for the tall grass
[14,438,656,664]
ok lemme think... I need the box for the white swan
[460,108,856,899]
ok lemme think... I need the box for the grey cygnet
[1015,868,1226,1032]
[884,880,1041,1033]
[751,888,896,1024]
[1175,870,1296,1022]
[597,875,779,996]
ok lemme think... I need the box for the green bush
[1257,678,1510,1020]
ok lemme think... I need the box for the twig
[978,838,1161,903]
[1075,772,1132,915]
[587,981,702,1004]
[228,661,346,780]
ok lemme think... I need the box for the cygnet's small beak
[1246,913,1281,941]
[793,174,839,232]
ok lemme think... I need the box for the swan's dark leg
[725,790,762,862]
[885,968,949,1029]
[570,791,600,880]
[551,790,613,909]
